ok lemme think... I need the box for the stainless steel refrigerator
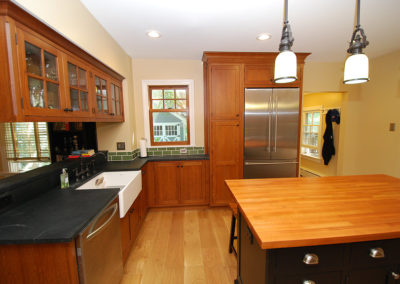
[244,88,300,179]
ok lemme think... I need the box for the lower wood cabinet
[151,160,208,207]
[238,213,400,284]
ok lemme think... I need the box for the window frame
[142,80,195,148]
[148,85,190,146]
[301,106,323,161]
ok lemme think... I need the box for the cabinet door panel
[244,64,273,86]
[210,121,241,205]
[120,213,131,263]
[276,272,342,284]
[346,268,390,284]
[180,160,207,205]
[154,161,180,206]
[210,64,241,120]
[129,198,141,243]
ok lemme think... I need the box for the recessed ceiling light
[257,33,271,41]
[147,30,161,38]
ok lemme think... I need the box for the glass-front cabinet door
[93,70,113,119]
[17,28,66,117]
[110,80,124,121]
[63,56,92,118]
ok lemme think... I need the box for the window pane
[176,100,186,109]
[164,100,175,109]
[25,42,42,76]
[310,133,318,146]
[305,113,312,125]
[303,126,310,133]
[152,112,188,142]
[176,89,186,99]
[80,91,88,111]
[164,89,174,99]
[152,100,163,109]
[28,77,44,108]
[47,82,60,109]
[152,89,163,99]
[70,89,80,111]
[313,112,320,125]
[312,126,319,133]
[78,68,87,89]
[44,51,58,81]
[68,63,77,87]
[95,76,101,95]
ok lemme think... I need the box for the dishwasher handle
[87,203,118,240]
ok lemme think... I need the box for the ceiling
[80,0,400,62]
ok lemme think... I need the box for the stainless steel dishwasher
[76,198,123,284]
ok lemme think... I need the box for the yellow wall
[300,93,344,176]
[14,0,136,151]
[303,50,400,178]
[131,59,204,147]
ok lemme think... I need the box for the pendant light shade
[274,0,297,83]
[344,53,369,84]
[343,0,369,84]
[274,50,297,83]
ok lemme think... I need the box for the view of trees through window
[301,110,322,159]
[149,85,190,145]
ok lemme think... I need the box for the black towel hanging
[322,109,340,165]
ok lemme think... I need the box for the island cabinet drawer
[273,244,346,274]
[349,239,400,268]
[273,271,342,284]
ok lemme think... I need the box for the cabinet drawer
[274,244,345,274]
[350,239,400,267]
[274,271,342,284]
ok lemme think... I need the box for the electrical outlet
[117,142,125,150]
[179,148,187,154]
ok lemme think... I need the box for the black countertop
[105,154,209,171]
[0,188,118,244]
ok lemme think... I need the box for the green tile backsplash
[107,147,205,161]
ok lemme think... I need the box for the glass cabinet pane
[46,82,60,109]
[95,76,101,95]
[70,89,79,111]
[101,79,107,97]
[97,96,102,111]
[44,51,58,81]
[116,101,120,115]
[78,68,87,89]
[25,42,42,76]
[81,91,88,111]
[103,97,108,111]
[28,77,44,108]
[110,85,116,114]
[68,63,77,87]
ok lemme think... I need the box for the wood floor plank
[121,208,236,284]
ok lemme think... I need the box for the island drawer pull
[303,253,319,265]
[392,272,400,280]
[303,281,316,284]
[369,247,385,259]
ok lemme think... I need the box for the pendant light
[343,0,369,84]
[274,0,297,84]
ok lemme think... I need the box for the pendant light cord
[356,0,360,27]
[279,0,294,52]
[284,0,288,24]
[347,0,368,54]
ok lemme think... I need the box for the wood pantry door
[210,120,241,205]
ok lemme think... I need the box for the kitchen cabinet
[0,1,125,122]
[152,160,208,207]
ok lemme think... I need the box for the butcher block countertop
[226,174,400,250]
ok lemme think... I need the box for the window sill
[301,154,323,163]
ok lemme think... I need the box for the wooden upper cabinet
[109,79,124,121]
[209,64,242,120]
[16,27,67,118]
[244,64,274,86]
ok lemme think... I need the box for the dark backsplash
[0,152,107,214]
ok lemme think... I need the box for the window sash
[301,109,323,159]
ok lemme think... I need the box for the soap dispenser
[60,168,69,189]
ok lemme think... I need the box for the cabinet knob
[64,108,69,112]
[303,281,316,284]
[369,247,385,259]
[303,253,319,265]
[392,272,400,280]
[236,114,239,117]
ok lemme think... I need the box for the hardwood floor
[121,207,237,284]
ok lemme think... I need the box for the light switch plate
[180,148,187,154]
[117,142,125,150]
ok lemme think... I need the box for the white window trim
[142,80,195,147]
[301,106,323,161]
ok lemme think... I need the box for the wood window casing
[148,85,190,146]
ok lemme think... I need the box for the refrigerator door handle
[245,161,298,166]
[274,93,278,152]
[268,95,272,153]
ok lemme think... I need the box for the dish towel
[322,109,340,165]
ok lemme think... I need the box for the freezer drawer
[244,161,298,179]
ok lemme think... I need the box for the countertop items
[0,188,118,244]
[226,174,400,250]
[105,154,209,171]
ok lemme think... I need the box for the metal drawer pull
[392,272,400,280]
[303,253,319,265]
[303,281,316,284]
[369,247,385,259]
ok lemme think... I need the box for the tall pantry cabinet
[203,52,310,206]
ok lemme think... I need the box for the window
[301,108,322,159]
[2,122,51,173]
[148,85,190,146]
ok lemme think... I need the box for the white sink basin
[76,171,142,218]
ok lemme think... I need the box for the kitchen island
[226,174,400,284]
